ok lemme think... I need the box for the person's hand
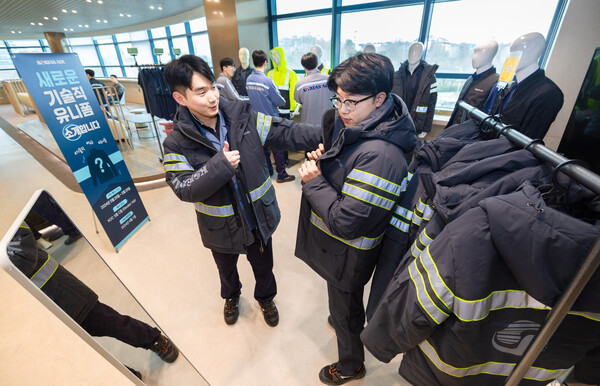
[223,141,240,169]
[307,143,325,162]
[298,159,321,183]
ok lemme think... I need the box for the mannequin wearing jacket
[483,32,563,139]
[392,42,438,138]
[296,53,416,384]
[311,45,332,75]
[446,40,499,127]
[268,46,298,118]
[231,47,253,96]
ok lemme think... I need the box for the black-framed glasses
[330,94,374,111]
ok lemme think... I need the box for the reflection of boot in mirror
[126,366,143,381]
[150,334,179,363]
[64,231,82,246]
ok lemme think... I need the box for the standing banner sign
[12,53,149,251]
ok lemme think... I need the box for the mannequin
[231,47,253,96]
[363,44,376,54]
[392,41,438,137]
[267,46,298,118]
[481,32,563,139]
[446,40,499,128]
[310,44,331,75]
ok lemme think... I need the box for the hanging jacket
[446,67,499,127]
[268,47,298,115]
[231,65,253,96]
[392,60,438,133]
[7,222,99,324]
[294,94,417,292]
[484,69,564,139]
[362,183,600,385]
[163,97,321,254]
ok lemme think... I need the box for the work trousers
[327,283,365,374]
[211,230,277,303]
[80,301,161,349]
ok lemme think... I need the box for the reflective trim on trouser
[418,339,568,381]
[194,202,234,217]
[30,255,59,289]
[310,211,384,250]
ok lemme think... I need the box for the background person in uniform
[294,52,334,126]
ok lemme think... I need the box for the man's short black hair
[109,74,118,79]
[219,57,235,71]
[164,54,215,94]
[85,69,95,77]
[252,50,268,68]
[301,53,318,71]
[327,53,394,96]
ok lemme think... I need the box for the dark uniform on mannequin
[446,40,500,128]
[482,32,564,139]
[392,42,438,139]
[231,47,253,97]
[296,53,416,385]
[8,222,179,367]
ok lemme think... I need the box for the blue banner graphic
[12,53,149,251]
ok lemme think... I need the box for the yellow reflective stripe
[411,241,422,259]
[418,228,434,247]
[309,211,384,250]
[256,113,272,145]
[249,177,273,202]
[395,205,413,221]
[420,245,458,310]
[342,183,395,210]
[346,169,402,197]
[418,339,568,381]
[389,216,410,233]
[409,262,448,324]
[568,311,600,322]
[194,202,234,217]
[30,255,59,289]
[164,162,193,172]
[163,153,188,163]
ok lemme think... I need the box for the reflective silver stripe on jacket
[194,202,234,217]
[310,211,384,250]
[416,106,428,113]
[164,153,193,172]
[418,339,567,381]
[401,172,414,192]
[389,205,412,232]
[347,169,402,197]
[418,228,434,248]
[164,163,193,172]
[395,205,413,221]
[246,81,270,90]
[30,255,59,289]
[342,183,395,210]
[256,113,273,145]
[249,177,273,202]
[408,262,448,324]
[164,153,188,163]
[389,216,410,233]
[430,82,438,93]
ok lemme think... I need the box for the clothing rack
[131,64,165,159]
[457,100,600,386]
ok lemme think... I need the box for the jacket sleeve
[294,84,303,105]
[424,75,438,132]
[163,138,237,203]
[362,228,454,362]
[268,78,286,107]
[304,149,408,240]
[255,111,322,151]
[223,78,249,102]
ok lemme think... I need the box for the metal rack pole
[457,100,600,385]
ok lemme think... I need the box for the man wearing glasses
[295,53,416,384]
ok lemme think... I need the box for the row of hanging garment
[361,118,600,386]
[137,66,178,121]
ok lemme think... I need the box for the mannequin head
[238,47,250,69]
[408,42,424,66]
[271,48,282,67]
[472,40,498,74]
[363,44,376,54]
[310,45,323,65]
[510,32,545,82]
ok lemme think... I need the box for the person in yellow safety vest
[268,47,298,118]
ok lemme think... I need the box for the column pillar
[204,0,240,75]
[44,32,71,53]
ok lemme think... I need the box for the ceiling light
[86,0,91,2]
[150,5,155,9]
[44,17,49,20]
[18,31,22,34]
[64,28,68,31]
[85,24,89,28]
[119,13,124,17]
[38,22,43,25]
[72,10,77,13]
[11,31,15,33]
[158,6,162,10]
[53,17,58,20]
[96,19,101,22]
[30,22,35,25]
[127,14,131,17]
[98,0,103,3]
[62,9,67,13]
[70,28,74,31]
[78,24,82,27]
[103,20,108,23]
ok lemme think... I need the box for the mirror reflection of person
[7,222,179,371]
[28,191,82,247]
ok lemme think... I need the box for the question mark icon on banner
[95,157,105,173]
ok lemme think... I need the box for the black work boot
[258,300,279,327]
[149,334,179,363]
[224,296,240,325]
[319,363,366,385]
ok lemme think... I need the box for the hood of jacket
[269,46,288,71]
[481,183,600,311]
[323,93,417,155]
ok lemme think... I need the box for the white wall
[235,0,270,65]
[544,0,600,150]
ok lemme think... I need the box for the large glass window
[98,44,120,66]
[169,23,187,36]
[275,0,330,14]
[71,45,101,66]
[191,34,212,64]
[150,27,167,39]
[188,17,207,32]
[427,0,560,73]
[171,37,190,56]
[340,5,423,67]
[277,15,332,70]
